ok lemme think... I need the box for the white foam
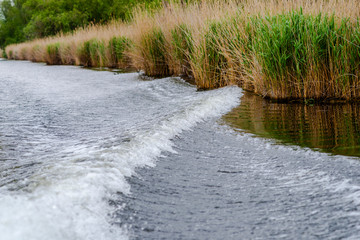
[0,85,242,240]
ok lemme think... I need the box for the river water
[1,60,360,239]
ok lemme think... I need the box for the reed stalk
[4,0,360,101]
[46,43,61,65]
[0,49,5,58]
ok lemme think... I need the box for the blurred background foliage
[0,0,193,48]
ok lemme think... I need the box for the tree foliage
[0,0,163,48]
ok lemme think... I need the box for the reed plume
[5,0,360,101]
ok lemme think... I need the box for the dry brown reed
[6,20,133,66]
[5,0,360,101]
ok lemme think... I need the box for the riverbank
[4,0,360,101]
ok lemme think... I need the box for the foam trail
[0,85,242,240]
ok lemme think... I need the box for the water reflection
[223,92,360,157]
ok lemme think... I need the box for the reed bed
[5,0,360,101]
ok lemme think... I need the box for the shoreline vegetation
[3,0,360,101]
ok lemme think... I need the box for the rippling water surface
[1,60,360,239]
[224,92,360,157]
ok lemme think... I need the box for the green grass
[185,10,360,99]
[108,36,132,68]
[2,49,7,58]
[77,39,107,67]
[46,43,61,64]
[140,27,170,77]
[204,21,230,88]
[171,23,193,75]
[89,39,107,67]
[77,41,91,66]
[187,20,229,89]
[247,10,360,99]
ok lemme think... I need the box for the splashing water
[0,61,242,240]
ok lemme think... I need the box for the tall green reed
[108,36,132,68]
[140,27,170,77]
[77,39,107,67]
[171,23,193,76]
[46,43,61,65]
[249,10,360,100]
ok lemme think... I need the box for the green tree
[0,0,29,47]
[0,0,163,48]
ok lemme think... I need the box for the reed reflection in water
[223,92,360,158]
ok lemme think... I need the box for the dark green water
[223,92,360,158]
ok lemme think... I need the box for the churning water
[1,60,360,239]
